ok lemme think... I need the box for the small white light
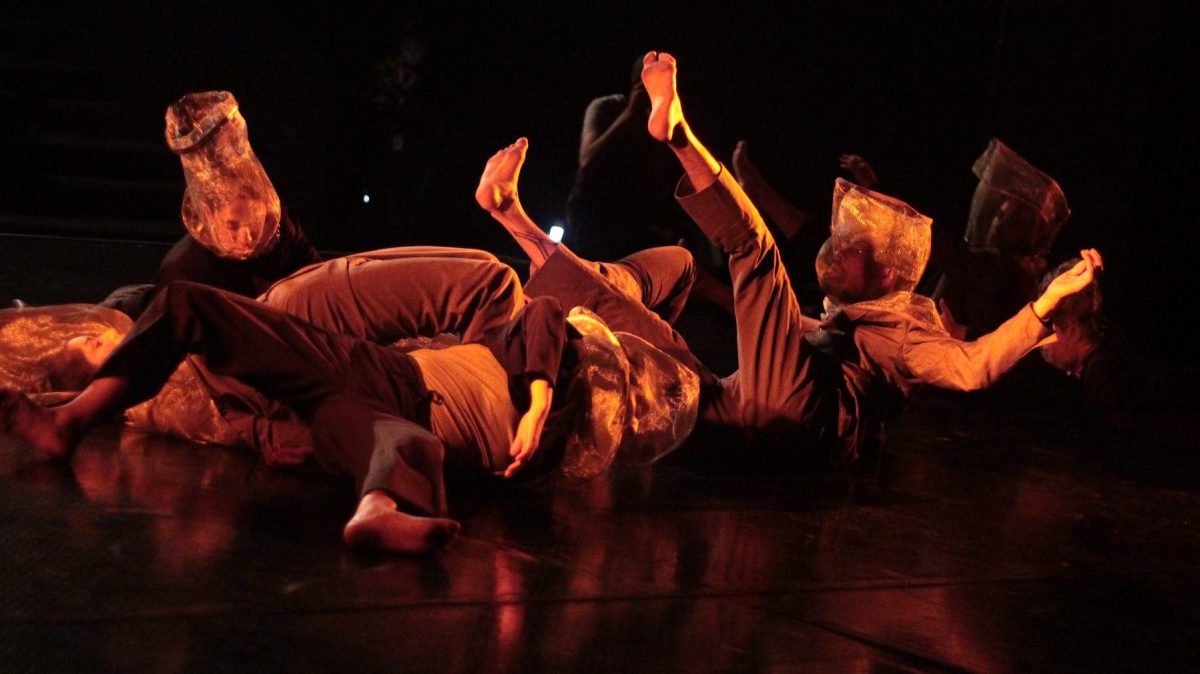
[548,225,565,243]
[362,193,371,204]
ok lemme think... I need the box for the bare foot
[475,137,528,214]
[641,51,683,143]
[343,491,460,554]
[475,138,556,271]
[0,388,81,459]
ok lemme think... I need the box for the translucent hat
[556,307,699,479]
[830,178,932,290]
[964,139,1070,256]
[0,304,131,393]
[165,91,281,260]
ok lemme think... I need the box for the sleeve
[483,296,568,399]
[899,303,1052,391]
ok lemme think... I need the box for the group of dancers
[1,52,1101,554]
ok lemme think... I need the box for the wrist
[1030,298,1055,326]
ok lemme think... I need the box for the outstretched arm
[482,296,567,477]
[903,249,1103,390]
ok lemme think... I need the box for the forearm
[526,378,553,419]
[904,305,1051,391]
[579,107,642,168]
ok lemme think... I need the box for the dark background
[2,1,1196,362]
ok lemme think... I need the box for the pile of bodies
[2,53,1102,554]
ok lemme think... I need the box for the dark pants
[96,281,451,517]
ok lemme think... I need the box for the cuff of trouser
[675,165,762,255]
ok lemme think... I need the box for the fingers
[504,435,538,478]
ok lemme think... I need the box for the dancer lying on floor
[640,50,1102,459]
[475,52,1103,464]
[2,248,529,464]
[2,276,700,554]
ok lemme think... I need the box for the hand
[1044,249,1103,301]
[1033,249,1103,319]
[504,378,553,478]
[626,79,651,116]
[839,153,879,189]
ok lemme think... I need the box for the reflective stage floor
[2,238,1198,673]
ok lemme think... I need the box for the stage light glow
[548,225,565,243]
[362,193,371,204]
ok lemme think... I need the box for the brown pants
[97,282,450,516]
[675,169,835,445]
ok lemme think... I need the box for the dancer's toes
[641,51,683,143]
[344,493,460,554]
[475,137,529,213]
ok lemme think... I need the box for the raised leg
[644,51,826,431]
[476,138,557,273]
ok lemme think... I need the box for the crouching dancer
[2,280,700,554]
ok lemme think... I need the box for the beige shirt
[409,343,517,474]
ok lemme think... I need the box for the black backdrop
[6,1,1197,362]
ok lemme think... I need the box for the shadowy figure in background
[566,55,732,312]
[353,33,439,247]
[931,139,1071,338]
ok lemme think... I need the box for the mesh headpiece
[830,178,932,290]
[165,91,281,260]
[964,139,1070,256]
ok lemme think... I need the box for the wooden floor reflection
[3,376,1197,673]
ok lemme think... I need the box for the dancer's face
[65,328,122,371]
[1040,324,1097,379]
[209,197,261,257]
[817,236,893,304]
